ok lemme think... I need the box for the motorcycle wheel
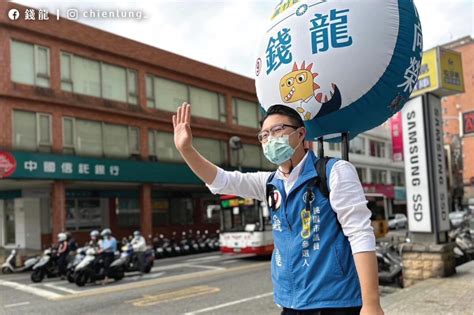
[75,270,89,287]
[1,267,12,274]
[395,272,404,288]
[144,263,152,274]
[113,268,124,281]
[67,270,75,283]
[31,269,45,283]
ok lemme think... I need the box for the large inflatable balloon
[255,0,423,141]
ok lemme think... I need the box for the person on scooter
[66,231,78,254]
[56,233,69,280]
[131,230,147,275]
[89,230,100,248]
[99,228,117,284]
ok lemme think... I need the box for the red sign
[362,183,395,199]
[390,112,404,161]
[463,111,474,136]
[0,152,17,179]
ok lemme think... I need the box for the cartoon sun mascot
[279,61,342,121]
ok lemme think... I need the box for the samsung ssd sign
[402,95,450,233]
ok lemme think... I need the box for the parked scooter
[170,232,182,256]
[74,247,125,287]
[449,226,474,265]
[376,241,403,288]
[179,232,191,255]
[1,249,40,274]
[66,247,88,283]
[153,234,166,259]
[119,242,154,273]
[30,248,59,283]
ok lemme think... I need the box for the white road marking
[183,292,273,314]
[185,255,222,263]
[0,280,62,299]
[220,259,240,265]
[151,263,225,272]
[123,272,166,282]
[187,264,226,271]
[4,301,30,308]
[43,283,80,294]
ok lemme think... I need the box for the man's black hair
[260,104,305,128]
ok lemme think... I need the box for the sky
[12,0,474,79]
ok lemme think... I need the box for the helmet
[133,231,141,237]
[90,230,99,238]
[100,228,112,237]
[58,233,67,242]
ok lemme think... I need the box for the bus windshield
[220,197,263,232]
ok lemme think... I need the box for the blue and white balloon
[255,0,423,141]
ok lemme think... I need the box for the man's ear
[299,127,306,141]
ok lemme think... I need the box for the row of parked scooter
[151,230,220,258]
[376,224,474,288]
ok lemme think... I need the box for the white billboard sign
[402,96,432,232]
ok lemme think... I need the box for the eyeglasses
[257,124,299,143]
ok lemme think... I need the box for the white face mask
[262,130,300,165]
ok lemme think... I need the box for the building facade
[0,2,271,250]
[441,36,474,208]
[319,124,406,217]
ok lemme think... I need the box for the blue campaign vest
[268,152,362,309]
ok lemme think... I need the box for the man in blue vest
[173,103,383,315]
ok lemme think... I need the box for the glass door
[4,200,15,245]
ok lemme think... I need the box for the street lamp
[229,136,243,172]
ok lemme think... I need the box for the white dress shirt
[206,152,376,254]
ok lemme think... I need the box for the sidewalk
[381,260,474,315]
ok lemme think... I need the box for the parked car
[388,214,407,230]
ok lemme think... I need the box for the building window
[356,167,367,183]
[390,171,405,186]
[146,75,185,110]
[233,98,260,128]
[170,198,194,225]
[13,110,52,152]
[60,53,73,91]
[103,123,130,158]
[63,117,140,158]
[116,198,140,229]
[148,130,226,165]
[145,75,155,108]
[189,86,223,121]
[11,40,50,87]
[371,169,387,184]
[349,136,366,155]
[129,127,140,155]
[60,52,137,104]
[369,140,386,158]
[76,119,103,156]
[63,117,75,155]
[153,198,170,227]
[146,75,225,121]
[148,130,183,162]
[66,198,102,231]
[127,69,138,105]
[193,137,227,165]
[101,63,127,102]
